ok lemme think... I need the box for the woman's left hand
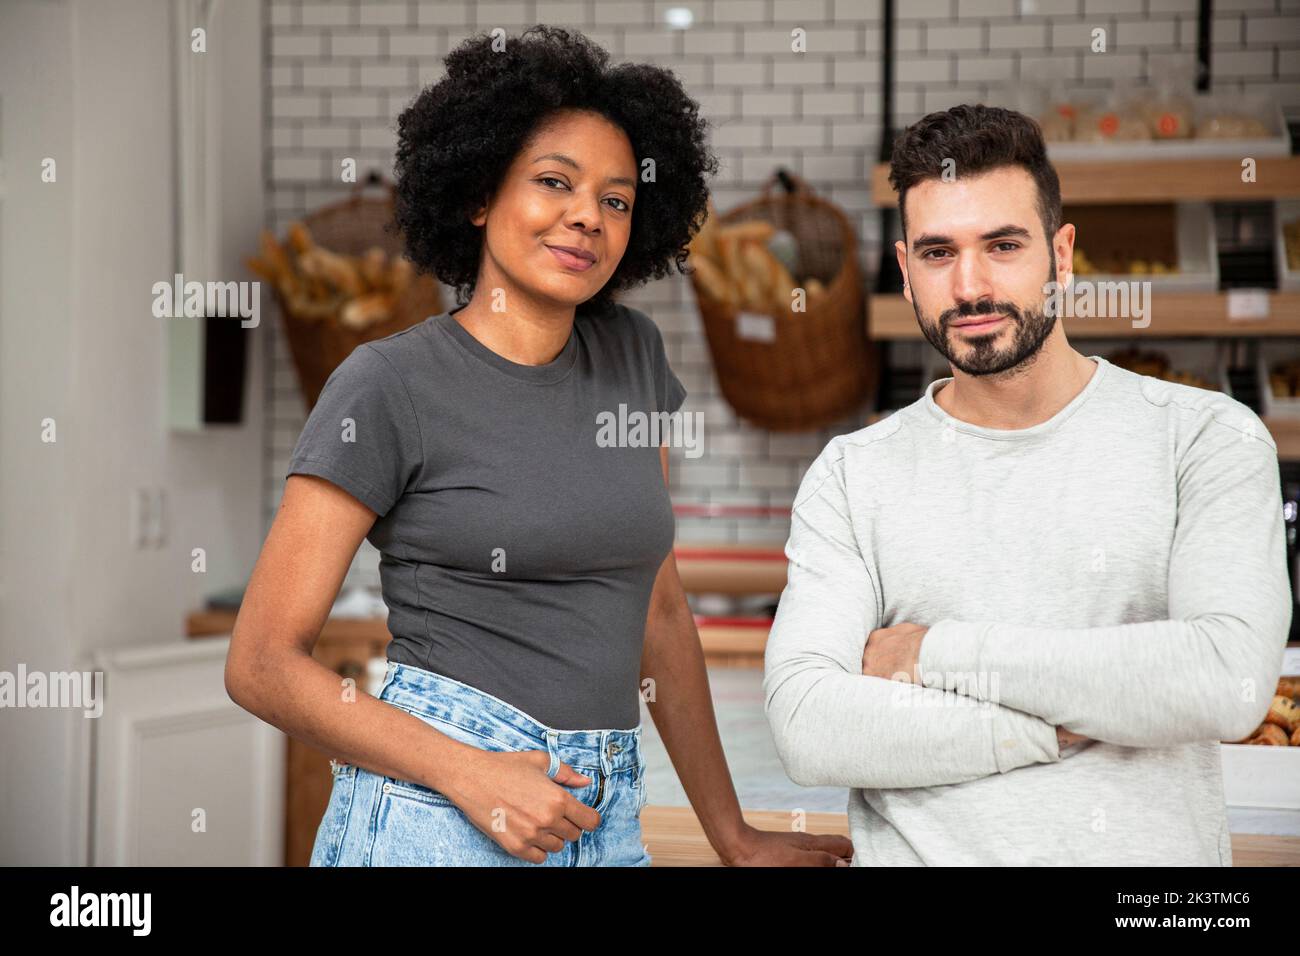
[719,824,854,866]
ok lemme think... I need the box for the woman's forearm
[226,646,478,796]
[640,606,749,859]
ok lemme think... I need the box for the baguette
[739,240,778,311]
[286,221,315,255]
[298,247,365,297]
[340,291,395,330]
[359,247,389,290]
[285,285,342,321]
[689,198,722,265]
[689,254,740,308]
[717,233,746,299]
[260,229,294,282]
[718,220,776,244]
[768,257,795,313]
[244,254,280,285]
[388,257,414,297]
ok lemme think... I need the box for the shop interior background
[2,0,1299,866]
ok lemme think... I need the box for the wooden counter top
[641,806,1300,866]
[193,606,1299,866]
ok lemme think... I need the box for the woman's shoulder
[343,315,440,381]
[584,301,666,355]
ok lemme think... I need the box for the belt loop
[373,659,399,700]
[545,729,561,779]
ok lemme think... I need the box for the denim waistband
[378,660,643,774]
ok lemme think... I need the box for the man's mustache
[940,302,1021,326]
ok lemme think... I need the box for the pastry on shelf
[1074,106,1151,142]
[1224,680,1300,744]
[1107,348,1217,391]
[1162,369,1218,391]
[1265,694,1300,734]
[1195,114,1271,139]
[1071,248,1176,276]
[1107,348,1169,379]
[1283,218,1300,272]
[1245,724,1290,746]
[1268,358,1300,399]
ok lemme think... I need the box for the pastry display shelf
[870,156,1300,206]
[867,291,1300,340]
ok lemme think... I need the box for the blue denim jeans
[309,660,651,867]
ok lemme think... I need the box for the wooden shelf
[871,155,1300,206]
[693,615,771,669]
[868,292,1300,339]
[1265,417,1300,460]
[674,543,788,596]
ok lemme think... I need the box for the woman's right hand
[439,749,603,863]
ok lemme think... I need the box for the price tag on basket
[1226,288,1270,322]
[735,311,776,343]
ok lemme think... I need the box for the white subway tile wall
[263,0,1299,586]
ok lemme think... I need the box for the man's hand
[861,623,929,682]
[862,626,1094,753]
[1056,727,1091,750]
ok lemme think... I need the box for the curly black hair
[393,24,720,318]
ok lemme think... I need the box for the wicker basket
[276,176,443,411]
[688,170,875,431]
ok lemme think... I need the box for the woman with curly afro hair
[230,25,851,868]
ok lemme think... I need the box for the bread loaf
[1265,694,1300,733]
[298,247,365,297]
[340,291,395,330]
[1247,723,1290,745]
[688,254,740,309]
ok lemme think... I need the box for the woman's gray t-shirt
[286,302,687,729]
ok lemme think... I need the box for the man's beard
[912,261,1058,377]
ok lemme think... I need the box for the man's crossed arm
[764,425,1291,792]
[890,433,1290,748]
[764,447,1063,791]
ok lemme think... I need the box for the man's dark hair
[888,104,1062,245]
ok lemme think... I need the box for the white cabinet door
[92,637,285,865]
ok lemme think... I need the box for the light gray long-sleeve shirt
[763,354,1292,866]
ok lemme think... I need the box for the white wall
[0,0,265,865]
